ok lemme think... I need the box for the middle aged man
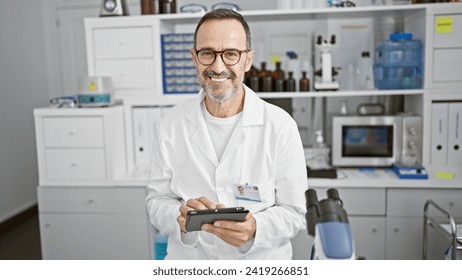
[146,8,308,259]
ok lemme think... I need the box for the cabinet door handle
[45,223,51,228]
[69,129,76,136]
[71,161,78,167]
[449,201,455,207]
[394,228,399,233]
[87,198,94,204]
[372,228,378,233]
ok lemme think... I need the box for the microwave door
[332,116,401,167]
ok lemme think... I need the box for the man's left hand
[201,212,256,247]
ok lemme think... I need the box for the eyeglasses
[195,49,250,66]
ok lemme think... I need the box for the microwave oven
[332,115,422,167]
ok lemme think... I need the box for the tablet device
[185,207,249,232]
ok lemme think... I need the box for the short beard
[204,84,236,103]
[201,70,237,104]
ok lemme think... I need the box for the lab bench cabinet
[386,188,462,259]
[34,106,126,186]
[34,107,153,259]
[38,187,151,260]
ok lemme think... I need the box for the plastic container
[155,232,168,260]
[374,32,423,89]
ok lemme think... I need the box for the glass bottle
[246,65,259,92]
[299,71,310,92]
[272,61,285,92]
[285,71,296,92]
[258,62,273,92]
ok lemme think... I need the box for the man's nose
[209,54,227,73]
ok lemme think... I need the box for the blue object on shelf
[161,33,201,95]
[374,32,423,90]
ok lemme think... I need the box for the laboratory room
[1,0,462,264]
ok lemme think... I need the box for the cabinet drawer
[95,59,155,89]
[433,48,462,82]
[434,15,462,48]
[38,187,147,214]
[43,117,104,148]
[312,188,386,215]
[93,27,153,59]
[387,189,462,217]
[45,149,106,179]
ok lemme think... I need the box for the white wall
[0,0,50,222]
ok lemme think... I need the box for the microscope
[305,188,356,259]
[314,35,339,91]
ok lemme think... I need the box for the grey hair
[193,8,252,51]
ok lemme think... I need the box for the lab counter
[114,166,461,189]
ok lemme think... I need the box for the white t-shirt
[201,101,242,161]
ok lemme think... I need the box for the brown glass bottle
[272,61,285,92]
[299,71,310,92]
[285,71,296,92]
[258,62,273,92]
[245,65,260,92]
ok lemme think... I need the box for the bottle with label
[299,71,310,92]
[357,51,374,90]
[285,71,296,92]
[272,61,285,92]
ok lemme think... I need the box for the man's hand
[201,212,257,247]
[177,196,224,233]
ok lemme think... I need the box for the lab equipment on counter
[305,188,356,259]
[49,96,78,108]
[392,163,428,179]
[100,0,129,16]
[423,200,461,260]
[374,32,423,89]
[77,76,114,107]
[314,35,339,91]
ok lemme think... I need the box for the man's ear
[190,48,198,65]
[244,50,255,72]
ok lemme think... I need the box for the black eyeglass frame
[195,48,250,66]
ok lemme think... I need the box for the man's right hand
[177,196,225,233]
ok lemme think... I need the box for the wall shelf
[257,89,424,99]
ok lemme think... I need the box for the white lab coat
[146,86,308,259]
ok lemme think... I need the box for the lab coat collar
[185,85,265,167]
[185,84,265,128]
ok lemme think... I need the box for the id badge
[233,183,262,202]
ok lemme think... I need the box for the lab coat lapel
[220,86,264,163]
[186,91,219,167]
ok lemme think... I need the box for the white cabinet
[386,188,462,259]
[38,187,150,260]
[34,106,126,186]
[34,106,153,260]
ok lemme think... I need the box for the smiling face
[191,19,254,104]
